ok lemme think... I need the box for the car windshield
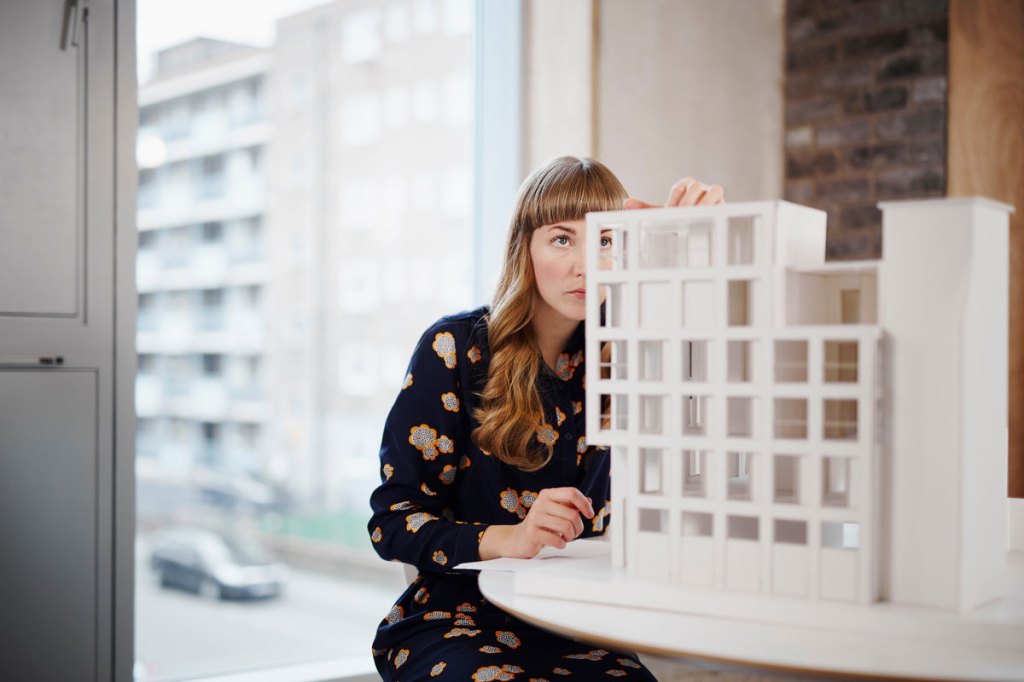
[221,536,271,565]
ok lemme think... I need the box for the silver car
[149,526,288,600]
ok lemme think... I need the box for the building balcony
[137,328,265,356]
[138,120,270,165]
[136,374,164,417]
[136,251,266,294]
[138,192,265,231]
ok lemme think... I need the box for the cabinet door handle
[61,0,88,50]
[0,355,66,367]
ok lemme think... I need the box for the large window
[134,1,483,679]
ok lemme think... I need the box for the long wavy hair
[472,156,627,471]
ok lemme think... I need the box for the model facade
[584,198,1011,613]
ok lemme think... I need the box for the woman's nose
[573,246,586,277]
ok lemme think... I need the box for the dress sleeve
[367,322,486,573]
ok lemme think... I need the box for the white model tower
[584,198,1010,612]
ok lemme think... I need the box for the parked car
[149,526,287,600]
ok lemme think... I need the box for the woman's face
[528,218,613,325]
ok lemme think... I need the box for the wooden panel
[949,0,1024,497]
[0,370,98,681]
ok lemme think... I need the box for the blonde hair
[472,156,627,471]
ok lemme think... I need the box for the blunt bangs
[519,157,627,233]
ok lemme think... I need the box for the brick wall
[784,0,948,260]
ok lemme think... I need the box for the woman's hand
[624,177,725,209]
[479,487,595,560]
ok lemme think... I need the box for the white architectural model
[572,198,1013,614]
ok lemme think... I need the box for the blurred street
[134,533,404,681]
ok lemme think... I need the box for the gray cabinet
[0,0,134,680]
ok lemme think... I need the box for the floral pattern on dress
[554,351,583,381]
[591,504,608,533]
[472,664,523,681]
[564,649,607,661]
[444,627,480,638]
[409,424,442,460]
[406,512,438,533]
[432,332,458,369]
[496,631,521,649]
[536,424,559,447]
[442,391,461,412]
[498,488,538,520]
[423,611,451,620]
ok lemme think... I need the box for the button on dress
[368,306,656,681]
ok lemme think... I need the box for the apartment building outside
[266,0,474,521]
[135,0,475,542]
[136,38,273,519]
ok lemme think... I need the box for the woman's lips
[569,289,586,299]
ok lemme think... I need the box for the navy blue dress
[368,307,656,681]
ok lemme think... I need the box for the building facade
[136,1,475,527]
[585,197,1011,614]
[136,38,272,513]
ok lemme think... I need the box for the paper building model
[582,197,1012,614]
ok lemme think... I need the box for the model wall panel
[677,535,715,587]
[725,539,761,591]
[881,201,972,611]
[959,203,1010,611]
[772,543,810,597]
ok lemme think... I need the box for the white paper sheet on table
[453,538,610,572]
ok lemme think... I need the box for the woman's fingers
[541,487,594,518]
[699,184,725,205]
[627,179,725,210]
[533,526,568,549]
[521,488,591,546]
[666,177,696,206]
[679,178,710,206]
[541,503,585,538]
[534,513,579,542]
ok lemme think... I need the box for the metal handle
[0,355,65,367]
[61,0,88,50]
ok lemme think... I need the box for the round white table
[478,562,1024,681]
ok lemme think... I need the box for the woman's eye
[599,236,613,248]
[552,235,570,246]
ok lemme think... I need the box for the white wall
[525,0,784,204]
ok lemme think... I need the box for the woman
[368,156,724,681]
